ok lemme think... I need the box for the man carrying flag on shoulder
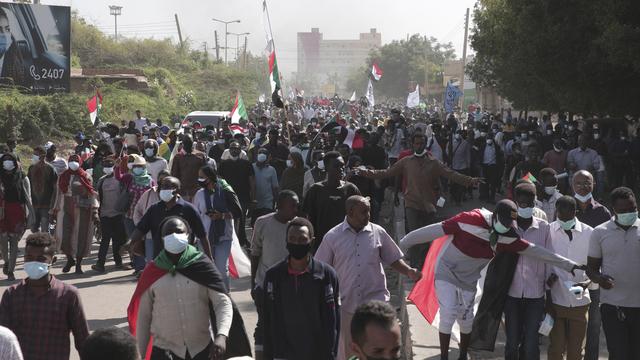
[128,216,251,360]
[401,200,586,360]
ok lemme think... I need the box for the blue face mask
[517,206,534,219]
[493,220,511,234]
[132,167,146,176]
[559,218,576,231]
[616,211,638,226]
[0,33,11,57]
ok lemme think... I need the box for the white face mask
[257,153,267,163]
[593,133,600,140]
[101,132,111,139]
[317,160,325,170]
[553,146,562,152]
[24,261,50,280]
[517,206,534,219]
[159,189,175,202]
[32,155,41,163]
[163,232,189,254]
[145,148,155,157]
[2,160,15,171]
[544,186,557,195]
[68,161,80,171]
[574,192,592,203]
[286,159,294,167]
[103,167,114,175]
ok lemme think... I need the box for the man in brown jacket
[170,135,206,202]
[360,132,482,267]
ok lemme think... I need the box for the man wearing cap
[400,200,585,360]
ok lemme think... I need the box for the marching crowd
[0,99,638,360]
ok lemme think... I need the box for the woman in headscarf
[142,139,168,182]
[279,151,305,200]
[53,154,98,274]
[115,154,155,277]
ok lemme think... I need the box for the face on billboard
[0,2,70,94]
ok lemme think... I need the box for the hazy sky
[26,0,476,75]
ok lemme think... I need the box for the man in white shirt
[547,195,593,360]
[134,110,148,132]
[536,168,563,221]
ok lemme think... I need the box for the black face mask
[287,242,310,260]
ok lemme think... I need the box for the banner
[0,2,70,93]
[406,84,420,108]
[444,81,463,113]
[365,79,375,108]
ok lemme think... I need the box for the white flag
[365,79,375,107]
[349,91,356,102]
[407,84,420,108]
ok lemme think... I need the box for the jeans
[124,217,146,271]
[504,296,545,360]
[404,207,435,269]
[212,239,232,289]
[252,286,265,352]
[98,215,126,265]
[584,288,601,360]
[30,208,50,233]
[150,344,210,360]
[600,303,640,360]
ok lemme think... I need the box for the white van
[182,111,230,128]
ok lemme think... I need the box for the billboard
[0,2,70,93]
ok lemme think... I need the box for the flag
[86,90,102,125]
[444,81,463,113]
[230,91,248,124]
[229,231,251,278]
[407,83,420,108]
[522,172,538,183]
[371,62,383,81]
[349,91,356,102]
[263,0,284,108]
[365,79,375,107]
[343,128,364,149]
[229,124,248,136]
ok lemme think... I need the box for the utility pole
[212,18,241,64]
[243,36,248,70]
[228,32,250,67]
[424,35,429,102]
[109,5,122,42]
[459,7,470,110]
[174,14,184,49]
[214,31,220,61]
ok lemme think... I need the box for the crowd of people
[0,99,638,360]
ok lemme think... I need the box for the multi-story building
[297,28,381,94]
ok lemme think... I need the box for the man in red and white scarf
[401,199,585,360]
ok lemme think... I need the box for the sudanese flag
[127,245,252,359]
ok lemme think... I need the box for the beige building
[297,28,381,94]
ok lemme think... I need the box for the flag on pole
[444,81,463,113]
[522,172,538,183]
[371,62,383,81]
[365,79,375,107]
[230,91,248,124]
[407,84,420,108]
[263,0,284,108]
[86,90,102,125]
[349,91,356,102]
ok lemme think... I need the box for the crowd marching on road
[0,98,639,360]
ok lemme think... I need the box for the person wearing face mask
[303,151,326,197]
[279,151,305,200]
[251,148,279,227]
[303,151,361,252]
[479,134,504,204]
[359,133,481,268]
[218,140,255,247]
[349,301,402,360]
[27,146,57,234]
[586,187,640,360]
[0,8,30,87]
[316,196,420,360]
[536,168,563,221]
[520,128,537,154]
[0,152,33,281]
[142,139,168,182]
[508,144,546,195]
[52,154,98,274]
[399,199,584,360]
[129,216,252,360]
[193,165,242,288]
[129,176,212,262]
[0,232,90,360]
[171,135,207,203]
[542,139,569,193]
[262,216,341,360]
[44,142,68,176]
[114,154,155,276]
[546,196,594,360]
[503,182,553,360]
[447,130,472,206]
[92,157,130,273]
[567,134,600,176]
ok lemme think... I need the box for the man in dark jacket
[263,217,340,360]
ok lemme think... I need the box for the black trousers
[236,200,249,247]
[450,168,470,203]
[481,164,500,201]
[601,303,640,360]
[151,344,210,360]
[97,215,126,265]
[405,208,436,269]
